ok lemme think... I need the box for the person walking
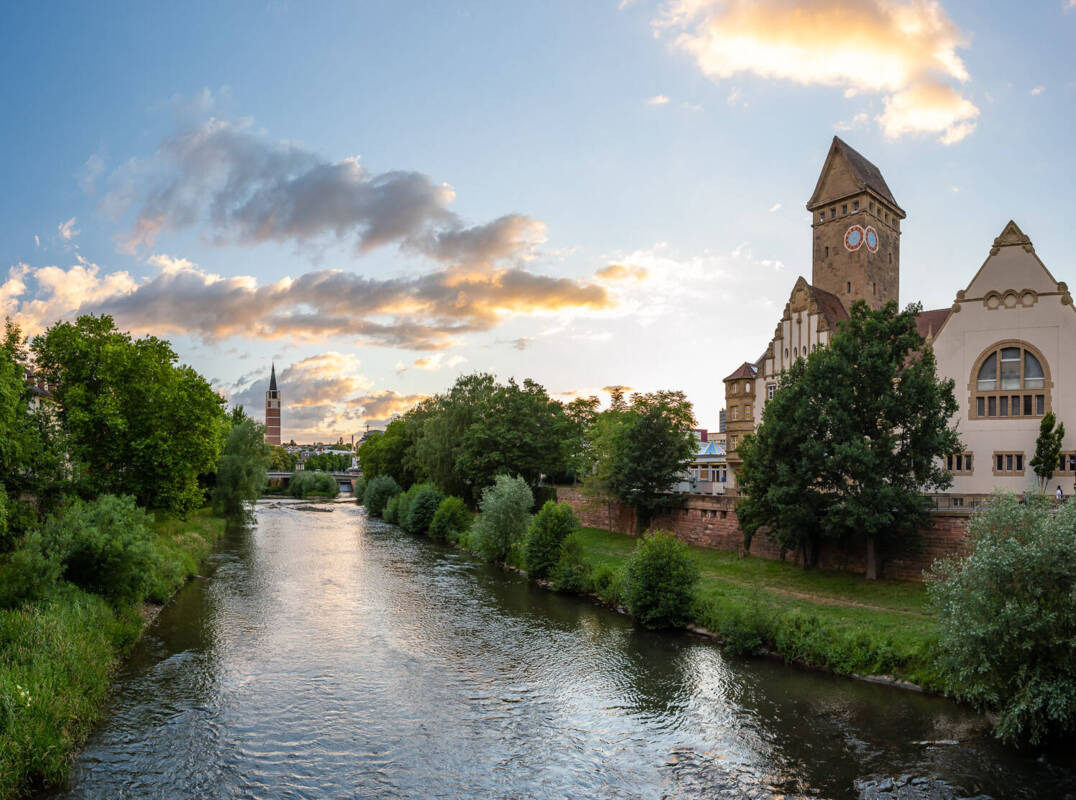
[1057,485,1065,504]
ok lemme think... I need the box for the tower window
[824,246,829,258]
[841,204,848,215]
[853,200,860,211]
[869,201,874,212]
[847,281,851,293]
[884,211,889,222]
[830,207,836,219]
[889,253,892,264]
[819,213,825,223]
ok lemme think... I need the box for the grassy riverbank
[567,527,940,687]
[0,509,225,799]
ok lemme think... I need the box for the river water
[45,500,1074,799]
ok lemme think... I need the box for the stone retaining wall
[555,486,969,582]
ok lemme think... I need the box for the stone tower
[806,136,904,311]
[265,363,281,446]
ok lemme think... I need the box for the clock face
[864,227,879,252]
[844,225,864,251]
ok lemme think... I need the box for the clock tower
[806,137,904,310]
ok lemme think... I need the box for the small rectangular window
[977,397,985,417]
[1006,454,1013,471]
[967,454,973,472]
[988,396,997,416]
[825,246,829,258]
[745,382,752,393]
[767,384,776,400]
[819,213,825,223]
[1000,396,1009,416]
[847,281,852,293]
[1016,454,1023,471]
[869,201,875,212]
[1011,395,1020,416]
[853,200,860,211]
[830,208,836,219]
[996,454,1004,471]
[1024,394,1033,415]
[1037,395,1045,415]
[841,204,848,214]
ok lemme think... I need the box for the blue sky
[2,1,1074,438]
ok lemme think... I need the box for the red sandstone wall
[555,486,969,582]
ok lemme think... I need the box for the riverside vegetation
[0,315,269,798]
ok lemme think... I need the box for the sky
[2,0,1074,440]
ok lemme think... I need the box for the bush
[623,531,699,629]
[927,494,1076,746]
[472,475,533,562]
[363,475,401,517]
[288,470,340,499]
[592,565,625,606]
[551,532,592,593]
[404,484,445,535]
[0,530,65,607]
[524,501,580,579]
[383,495,401,524]
[429,496,470,543]
[353,476,367,504]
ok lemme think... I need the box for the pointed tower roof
[806,136,904,216]
[269,363,278,391]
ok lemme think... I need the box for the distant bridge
[267,471,360,492]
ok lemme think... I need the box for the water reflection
[43,500,1075,799]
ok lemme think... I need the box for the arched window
[970,342,1050,419]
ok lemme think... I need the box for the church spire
[269,362,277,391]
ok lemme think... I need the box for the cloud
[58,217,79,241]
[78,155,106,195]
[33,235,40,248]
[1,254,613,349]
[596,263,650,282]
[834,112,870,131]
[768,203,782,213]
[104,115,545,269]
[645,94,671,105]
[346,390,429,426]
[1030,85,1045,95]
[411,353,467,371]
[657,0,980,144]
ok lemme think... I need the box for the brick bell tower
[806,136,904,310]
[265,363,281,446]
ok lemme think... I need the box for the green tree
[623,531,699,629]
[213,418,271,517]
[524,501,580,579]
[429,496,470,542]
[928,494,1076,745]
[472,474,533,562]
[363,475,401,517]
[609,390,697,532]
[268,445,298,471]
[737,301,960,579]
[1029,412,1065,493]
[736,357,834,567]
[32,315,227,515]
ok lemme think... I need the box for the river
[43,499,1075,799]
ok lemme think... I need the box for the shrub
[21,495,162,604]
[353,476,367,504]
[395,485,419,530]
[927,494,1076,746]
[719,612,765,657]
[429,496,470,543]
[524,501,580,579]
[472,475,533,562]
[383,495,401,525]
[404,484,445,536]
[551,532,592,593]
[287,470,340,499]
[592,565,625,606]
[623,531,699,629]
[363,475,401,517]
[0,531,65,608]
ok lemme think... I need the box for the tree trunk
[865,535,878,581]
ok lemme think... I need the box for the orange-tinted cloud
[596,263,650,282]
[657,0,979,144]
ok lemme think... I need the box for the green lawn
[572,527,940,688]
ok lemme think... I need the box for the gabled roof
[962,220,1062,298]
[809,284,849,327]
[723,361,758,382]
[915,308,951,341]
[807,136,904,216]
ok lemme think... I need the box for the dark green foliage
[623,531,699,629]
[531,485,559,512]
[363,475,401,517]
[383,495,401,524]
[738,301,961,578]
[287,471,339,499]
[928,494,1076,746]
[429,496,470,542]
[524,501,580,579]
[551,532,592,593]
[404,484,444,535]
[1029,412,1065,492]
[357,417,424,489]
[31,315,228,515]
[268,445,298,471]
[472,475,533,562]
[212,418,271,518]
[353,476,367,504]
[303,452,351,472]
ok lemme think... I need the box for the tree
[471,474,533,563]
[737,301,961,579]
[1029,412,1065,493]
[928,494,1076,745]
[524,501,580,579]
[737,357,835,567]
[213,418,271,517]
[31,315,228,514]
[623,531,699,629]
[268,445,298,471]
[609,391,697,532]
